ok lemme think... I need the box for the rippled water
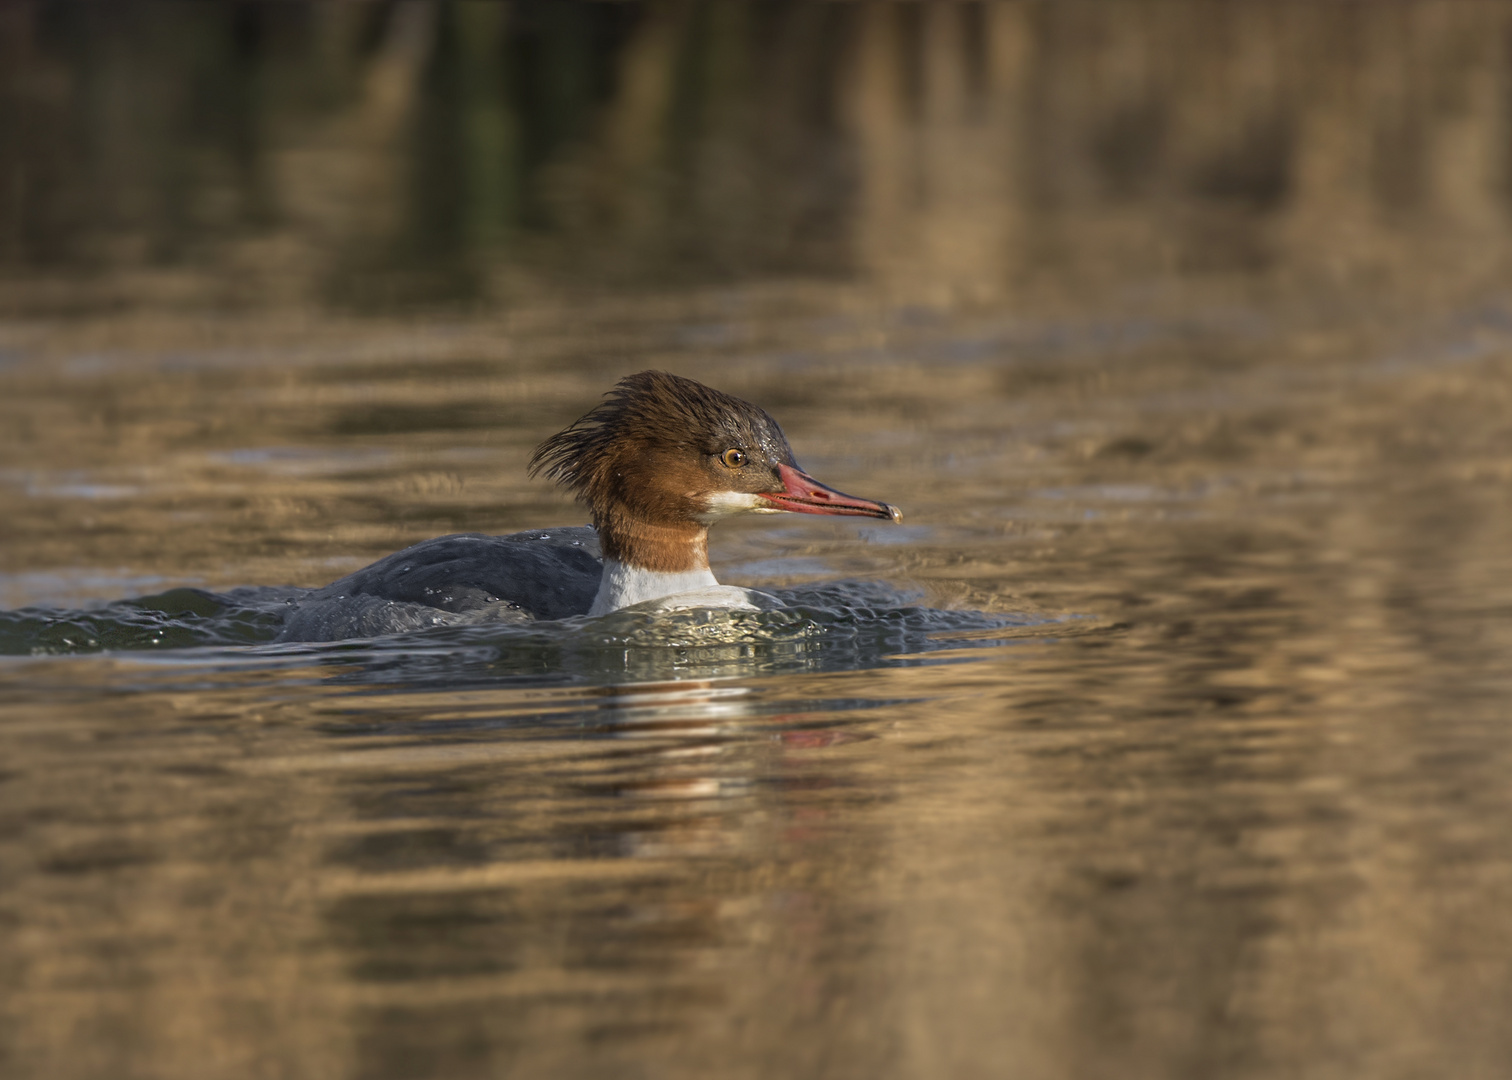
[7,293,1512,1079]
[8,4,1512,1079]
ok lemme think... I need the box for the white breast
[589,559,725,616]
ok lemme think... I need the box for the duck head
[530,371,900,574]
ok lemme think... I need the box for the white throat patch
[696,490,783,524]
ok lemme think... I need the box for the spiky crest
[530,371,790,510]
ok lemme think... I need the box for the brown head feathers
[529,371,798,569]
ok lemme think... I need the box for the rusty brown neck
[594,508,709,573]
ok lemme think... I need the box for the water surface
[6,5,1512,1079]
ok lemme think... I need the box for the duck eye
[720,448,747,469]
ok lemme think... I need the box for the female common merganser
[277,371,901,641]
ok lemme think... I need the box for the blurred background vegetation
[3,0,1510,315]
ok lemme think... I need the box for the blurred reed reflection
[3,1,1510,311]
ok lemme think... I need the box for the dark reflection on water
[6,3,1512,1079]
[7,1,1512,309]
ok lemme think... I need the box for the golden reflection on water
[5,3,1512,1078]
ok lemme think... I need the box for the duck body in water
[277,371,901,642]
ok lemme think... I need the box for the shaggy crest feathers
[529,371,795,522]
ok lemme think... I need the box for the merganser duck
[276,371,901,641]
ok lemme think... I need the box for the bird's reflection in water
[319,673,884,1076]
[579,680,809,860]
